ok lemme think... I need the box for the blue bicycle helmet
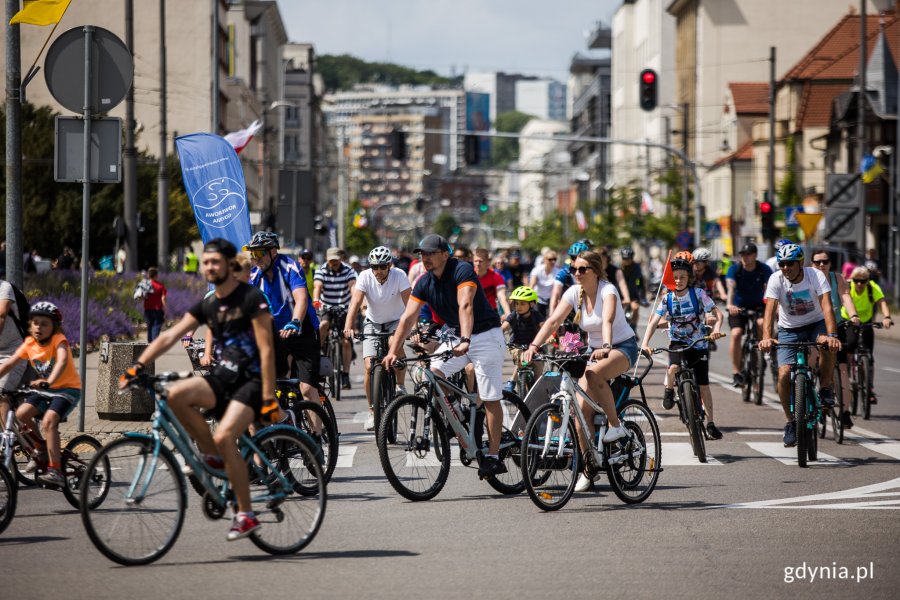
[776,243,804,263]
[567,241,590,258]
[774,238,792,250]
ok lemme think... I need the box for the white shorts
[430,328,506,401]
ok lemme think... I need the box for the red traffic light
[760,201,773,214]
[642,71,656,84]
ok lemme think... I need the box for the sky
[276,0,619,80]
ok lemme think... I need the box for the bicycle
[183,336,212,375]
[320,304,348,402]
[775,341,824,468]
[1,387,109,508]
[846,322,882,420]
[507,343,537,400]
[355,329,399,436]
[647,335,721,463]
[276,377,339,482]
[79,372,327,566]
[376,347,532,501]
[737,308,765,405]
[0,463,15,535]
[519,350,661,511]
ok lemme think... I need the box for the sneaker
[602,424,628,444]
[574,473,594,493]
[394,384,407,397]
[706,421,723,440]
[783,422,797,447]
[477,456,508,478]
[37,469,65,489]
[226,513,261,541]
[365,412,375,431]
[840,411,854,429]
[732,372,745,387]
[341,373,352,390]
[24,450,47,474]
[869,394,878,405]
[818,387,835,407]
[662,388,675,410]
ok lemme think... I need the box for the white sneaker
[395,384,407,397]
[574,473,593,492]
[602,424,628,444]
[365,412,375,431]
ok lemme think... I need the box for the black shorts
[835,323,849,364]
[668,347,710,386]
[728,305,765,331]
[202,374,262,421]
[275,327,320,384]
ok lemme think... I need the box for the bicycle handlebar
[647,335,723,355]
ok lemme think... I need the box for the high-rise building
[515,79,567,121]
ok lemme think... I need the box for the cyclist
[765,238,793,272]
[344,246,411,431]
[549,240,592,313]
[296,248,318,296]
[383,234,509,479]
[523,249,639,492]
[501,286,546,392]
[473,248,511,315]
[759,244,841,447]
[314,247,357,390]
[726,242,773,386]
[840,266,893,405]
[692,247,726,301]
[528,249,560,314]
[619,247,646,328]
[0,276,28,424]
[244,232,321,411]
[810,248,859,428]
[0,302,81,488]
[640,258,725,439]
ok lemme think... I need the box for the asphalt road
[2,329,899,600]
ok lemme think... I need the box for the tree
[490,111,535,168]
[432,212,459,239]
[343,199,378,256]
[317,54,458,92]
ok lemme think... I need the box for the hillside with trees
[318,54,459,91]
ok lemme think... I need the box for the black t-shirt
[505,308,545,346]
[507,261,531,288]
[188,282,270,375]
[411,257,500,335]
[621,263,645,296]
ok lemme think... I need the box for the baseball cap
[202,238,237,258]
[738,242,758,255]
[325,247,342,261]
[415,234,450,253]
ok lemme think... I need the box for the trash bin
[96,341,155,420]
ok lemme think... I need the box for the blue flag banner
[175,133,252,248]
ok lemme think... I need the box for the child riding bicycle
[501,286,546,392]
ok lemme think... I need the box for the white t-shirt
[765,267,831,329]
[562,281,635,348]
[529,265,559,302]
[355,267,411,324]
[765,256,779,272]
[0,281,23,354]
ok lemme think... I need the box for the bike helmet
[30,301,62,322]
[670,258,693,273]
[674,250,694,263]
[367,245,393,266]
[620,247,635,260]
[242,231,280,251]
[577,238,595,249]
[774,238,792,250]
[776,243,804,263]
[509,286,538,303]
[567,241,590,258]
[692,247,712,262]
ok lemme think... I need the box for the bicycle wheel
[832,367,844,444]
[377,395,450,501]
[370,365,391,437]
[606,399,661,504]
[741,346,754,403]
[680,380,706,463]
[520,402,579,511]
[795,373,808,468]
[248,428,326,555]
[62,434,109,510]
[0,463,15,534]
[484,392,532,495]
[861,357,872,420]
[515,369,534,402]
[8,441,37,487]
[291,400,338,483]
[808,406,818,462]
[80,437,186,566]
[330,338,343,403]
[754,349,766,405]
[849,360,859,416]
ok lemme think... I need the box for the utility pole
[157,0,169,270]
[768,46,777,253]
[123,0,138,271]
[5,0,23,287]
[682,102,689,234]
[858,0,868,255]
[211,0,219,133]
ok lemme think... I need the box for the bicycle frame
[1,389,65,473]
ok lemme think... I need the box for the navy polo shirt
[411,258,500,335]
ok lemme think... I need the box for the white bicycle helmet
[367,245,393,266]
[692,247,712,262]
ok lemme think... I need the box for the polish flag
[640,191,655,215]
[224,120,262,154]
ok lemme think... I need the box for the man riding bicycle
[726,242,773,387]
[314,247,357,390]
[759,244,841,447]
[344,246,412,431]
[620,247,646,328]
[120,239,276,540]
[383,234,509,479]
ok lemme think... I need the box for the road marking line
[352,411,368,424]
[660,431,690,436]
[662,442,721,465]
[335,445,357,468]
[745,442,847,466]
[883,366,900,374]
[725,476,900,509]
[857,441,900,461]
[737,430,782,435]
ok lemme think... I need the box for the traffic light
[478,196,489,213]
[464,134,480,165]
[639,69,658,112]
[760,192,778,241]
[389,128,406,160]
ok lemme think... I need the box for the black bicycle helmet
[242,231,280,251]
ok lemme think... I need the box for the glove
[119,362,145,387]
[282,319,302,336]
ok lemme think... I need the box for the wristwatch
[458,337,471,344]
[599,342,612,350]
[827,333,838,338]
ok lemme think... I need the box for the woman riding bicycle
[523,249,640,492]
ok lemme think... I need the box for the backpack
[133,279,153,300]
[5,281,31,339]
[666,287,702,320]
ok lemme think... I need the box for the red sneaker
[226,513,261,541]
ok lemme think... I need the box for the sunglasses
[853,279,869,284]
[778,261,798,268]
[547,258,557,262]
[812,259,830,265]
[573,266,593,275]
[249,249,267,259]
[371,264,389,271]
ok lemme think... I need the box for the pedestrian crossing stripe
[662,442,722,465]
[335,445,357,468]
[745,442,847,466]
[725,476,900,510]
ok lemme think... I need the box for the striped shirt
[314,263,357,306]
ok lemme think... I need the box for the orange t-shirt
[15,333,81,390]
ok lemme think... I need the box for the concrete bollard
[96,342,155,420]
